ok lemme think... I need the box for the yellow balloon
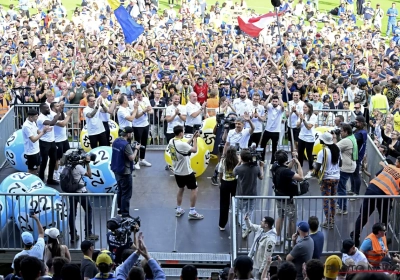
[304,126,334,159]
[80,120,120,152]
[200,117,217,153]
[164,135,211,177]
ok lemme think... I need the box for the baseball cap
[123,126,134,133]
[44,228,60,240]
[21,232,34,245]
[96,251,113,265]
[297,221,309,232]
[324,255,342,279]
[341,239,355,254]
[81,240,94,252]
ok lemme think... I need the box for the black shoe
[117,209,122,216]
[70,235,80,243]
[165,165,169,170]
[86,234,99,241]
[47,179,60,185]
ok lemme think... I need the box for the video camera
[216,113,236,130]
[107,216,141,244]
[131,141,145,150]
[249,143,264,165]
[65,148,97,166]
[330,121,357,135]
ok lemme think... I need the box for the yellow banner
[107,0,120,11]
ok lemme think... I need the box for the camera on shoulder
[107,215,141,244]
[66,148,96,165]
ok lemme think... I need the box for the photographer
[61,149,99,242]
[235,149,264,239]
[244,215,277,280]
[333,124,358,215]
[349,116,367,199]
[271,150,304,246]
[222,113,255,156]
[111,126,141,218]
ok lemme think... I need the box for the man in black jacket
[150,89,166,145]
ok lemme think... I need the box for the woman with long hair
[314,132,341,229]
[218,146,238,231]
[297,102,317,176]
[44,228,71,264]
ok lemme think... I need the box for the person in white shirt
[233,87,253,117]
[341,239,368,265]
[223,113,255,156]
[117,94,139,130]
[185,92,207,134]
[12,214,45,269]
[98,87,118,144]
[131,90,153,169]
[260,94,285,164]
[50,102,73,180]
[83,94,109,149]
[315,104,335,127]
[21,109,50,174]
[344,80,359,104]
[286,91,304,150]
[247,93,266,147]
[169,125,204,220]
[165,93,187,143]
[297,103,318,177]
[37,103,61,185]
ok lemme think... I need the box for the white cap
[44,228,60,240]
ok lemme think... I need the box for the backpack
[60,165,81,193]
[271,163,309,197]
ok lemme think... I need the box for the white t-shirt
[344,87,359,103]
[131,99,150,127]
[117,106,133,129]
[50,111,68,142]
[22,119,40,155]
[98,98,112,122]
[265,104,284,133]
[342,248,368,264]
[166,104,187,133]
[233,98,252,116]
[287,100,304,128]
[83,106,105,136]
[185,101,203,127]
[227,128,251,149]
[37,113,55,142]
[246,104,265,133]
[316,147,341,180]
[12,237,45,268]
[316,112,335,127]
[168,138,193,176]
[298,114,317,142]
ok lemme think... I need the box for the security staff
[111,127,141,218]
[351,160,400,247]
[359,223,388,267]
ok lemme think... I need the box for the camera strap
[172,140,191,157]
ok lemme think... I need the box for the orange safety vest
[0,98,8,117]
[364,233,388,267]
[371,165,400,195]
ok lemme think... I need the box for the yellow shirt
[394,111,400,132]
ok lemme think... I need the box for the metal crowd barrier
[231,195,400,259]
[0,192,115,262]
[0,109,16,168]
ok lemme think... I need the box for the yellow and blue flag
[107,0,144,44]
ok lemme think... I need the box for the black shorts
[287,127,300,142]
[56,140,70,160]
[27,153,40,170]
[174,173,198,190]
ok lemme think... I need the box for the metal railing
[231,195,400,259]
[0,193,115,255]
[0,109,16,168]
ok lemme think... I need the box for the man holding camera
[111,127,141,218]
[235,149,264,238]
[333,124,358,215]
[185,92,206,134]
[222,114,255,156]
[61,149,99,242]
[169,125,203,220]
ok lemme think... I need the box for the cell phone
[211,272,219,280]
[269,266,278,276]
[271,256,279,261]
[29,209,35,216]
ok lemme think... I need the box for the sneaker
[322,222,334,229]
[349,194,357,201]
[86,234,99,241]
[70,235,80,243]
[336,209,348,215]
[188,212,204,220]
[211,176,219,186]
[135,162,141,170]
[219,226,225,231]
[139,159,152,167]
[242,228,251,238]
[176,209,185,217]
[117,209,121,216]
[304,171,313,179]
[347,190,354,195]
